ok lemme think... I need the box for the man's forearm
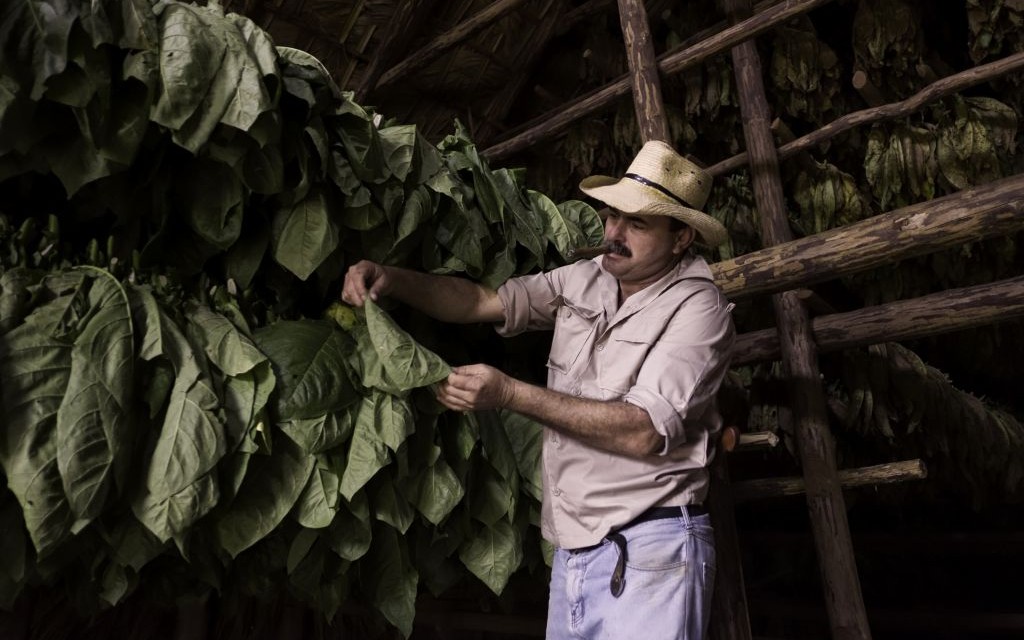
[386,267,503,324]
[505,378,663,457]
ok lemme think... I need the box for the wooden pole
[483,0,834,161]
[708,51,1024,177]
[732,459,927,502]
[732,275,1024,365]
[374,0,532,91]
[710,173,1024,300]
[617,0,669,142]
[722,0,871,637]
[612,2,752,637]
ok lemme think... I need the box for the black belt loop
[607,532,627,597]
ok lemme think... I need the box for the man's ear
[673,224,696,254]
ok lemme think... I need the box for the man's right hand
[341,260,390,307]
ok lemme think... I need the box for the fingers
[341,261,385,307]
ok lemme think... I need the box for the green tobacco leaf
[559,200,604,246]
[293,462,339,529]
[405,452,463,526]
[364,522,418,638]
[500,410,544,502]
[328,492,371,561]
[339,397,391,500]
[0,0,77,100]
[133,308,227,541]
[152,2,275,152]
[272,187,339,281]
[224,212,270,291]
[279,407,355,455]
[378,125,417,183]
[469,460,515,526]
[362,299,450,395]
[492,168,545,260]
[0,295,76,555]
[459,518,522,595]
[177,159,244,250]
[187,303,266,376]
[216,435,315,558]
[372,468,415,534]
[56,268,134,529]
[254,320,358,420]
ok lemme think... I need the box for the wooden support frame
[617,0,669,142]
[354,0,440,102]
[733,275,1024,365]
[373,0,532,91]
[709,50,1024,177]
[711,172,1024,300]
[722,0,871,637]
[732,459,928,502]
[483,0,832,161]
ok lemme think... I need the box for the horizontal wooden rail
[483,0,833,161]
[732,275,1024,364]
[711,172,1024,300]
[708,50,1024,177]
[732,459,927,502]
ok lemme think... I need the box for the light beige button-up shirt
[495,253,735,549]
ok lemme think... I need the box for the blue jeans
[546,511,715,640]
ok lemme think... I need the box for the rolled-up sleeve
[494,271,562,336]
[624,285,735,454]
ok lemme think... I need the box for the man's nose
[604,216,623,239]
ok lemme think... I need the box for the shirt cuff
[623,386,685,455]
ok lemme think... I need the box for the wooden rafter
[482,0,830,161]
[709,50,1024,177]
[374,0,533,92]
[355,0,441,102]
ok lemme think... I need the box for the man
[341,140,734,639]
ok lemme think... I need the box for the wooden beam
[710,172,1024,300]
[708,50,1024,177]
[483,0,832,161]
[732,459,927,503]
[477,0,566,143]
[355,0,440,102]
[722,0,871,637]
[732,275,1024,365]
[374,0,532,91]
[617,0,669,142]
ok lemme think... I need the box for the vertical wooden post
[719,1,872,638]
[616,3,752,638]
[707,451,753,640]
[616,0,670,142]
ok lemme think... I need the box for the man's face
[601,210,695,292]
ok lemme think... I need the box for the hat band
[625,173,688,208]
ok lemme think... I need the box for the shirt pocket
[598,317,666,395]
[546,298,601,375]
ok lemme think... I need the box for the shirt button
[552,488,562,496]
[572,387,582,397]
[596,342,605,351]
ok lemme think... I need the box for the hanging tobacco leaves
[0,0,602,635]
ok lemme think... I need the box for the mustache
[567,241,631,260]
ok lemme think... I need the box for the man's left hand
[436,364,515,412]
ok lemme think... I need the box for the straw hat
[579,140,729,247]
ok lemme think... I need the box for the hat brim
[579,175,729,247]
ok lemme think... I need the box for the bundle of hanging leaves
[0,0,603,635]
